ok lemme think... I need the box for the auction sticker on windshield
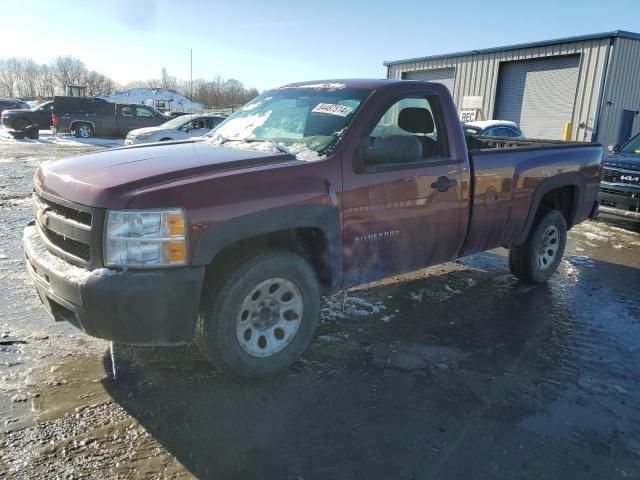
[312,103,354,117]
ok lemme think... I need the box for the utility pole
[190,48,193,102]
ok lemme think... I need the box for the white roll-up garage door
[402,68,456,94]
[494,55,580,140]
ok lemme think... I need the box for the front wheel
[197,251,320,376]
[509,209,567,284]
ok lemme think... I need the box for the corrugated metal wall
[387,38,611,141]
[597,37,640,147]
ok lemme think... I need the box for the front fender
[191,204,342,292]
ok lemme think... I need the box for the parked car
[24,79,601,377]
[0,98,31,116]
[52,96,166,138]
[1,101,54,131]
[597,132,640,223]
[464,120,524,137]
[125,114,227,145]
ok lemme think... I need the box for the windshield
[206,84,371,160]
[620,133,640,155]
[161,115,196,129]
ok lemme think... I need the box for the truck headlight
[136,133,152,140]
[104,209,187,267]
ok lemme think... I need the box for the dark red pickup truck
[24,79,602,376]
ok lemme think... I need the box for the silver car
[125,114,226,145]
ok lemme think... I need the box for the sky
[1,0,639,92]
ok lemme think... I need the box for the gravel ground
[1,135,639,479]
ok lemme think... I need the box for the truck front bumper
[23,223,205,346]
[598,183,640,223]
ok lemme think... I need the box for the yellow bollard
[563,122,572,141]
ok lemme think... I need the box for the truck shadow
[102,254,640,479]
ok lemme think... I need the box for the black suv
[1,101,54,130]
[598,132,640,223]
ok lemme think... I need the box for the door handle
[431,176,458,192]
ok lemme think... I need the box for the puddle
[31,355,113,422]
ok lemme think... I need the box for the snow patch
[283,83,347,90]
[288,143,325,162]
[212,111,272,141]
[91,268,120,277]
[580,231,608,242]
[321,294,386,322]
[23,226,91,284]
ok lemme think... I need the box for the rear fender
[515,172,585,245]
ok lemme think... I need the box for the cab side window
[367,96,447,165]
[136,106,155,118]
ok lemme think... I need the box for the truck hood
[1,108,27,117]
[35,140,294,208]
[604,152,640,170]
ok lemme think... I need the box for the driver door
[341,94,468,286]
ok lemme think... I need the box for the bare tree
[0,58,18,97]
[51,56,88,91]
[16,58,40,97]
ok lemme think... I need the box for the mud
[1,137,640,479]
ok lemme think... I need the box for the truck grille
[33,193,95,265]
[41,226,91,261]
[37,196,92,226]
[602,168,640,185]
[599,187,633,197]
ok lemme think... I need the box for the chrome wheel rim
[236,277,303,358]
[537,225,560,270]
[78,126,91,138]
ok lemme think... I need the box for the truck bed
[465,134,589,151]
[459,134,603,257]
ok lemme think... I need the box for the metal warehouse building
[385,31,640,147]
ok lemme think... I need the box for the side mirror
[361,135,422,167]
[607,144,620,154]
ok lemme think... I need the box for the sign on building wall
[460,95,484,122]
[462,96,483,110]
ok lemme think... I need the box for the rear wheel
[509,209,567,284]
[74,123,94,138]
[12,118,30,131]
[197,251,320,376]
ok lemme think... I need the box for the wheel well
[538,186,577,227]
[12,117,30,127]
[202,228,333,297]
[71,121,92,131]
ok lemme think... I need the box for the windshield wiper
[208,135,291,154]
[242,138,291,154]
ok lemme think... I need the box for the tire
[197,251,320,377]
[12,118,30,131]
[509,209,567,284]
[74,123,94,138]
